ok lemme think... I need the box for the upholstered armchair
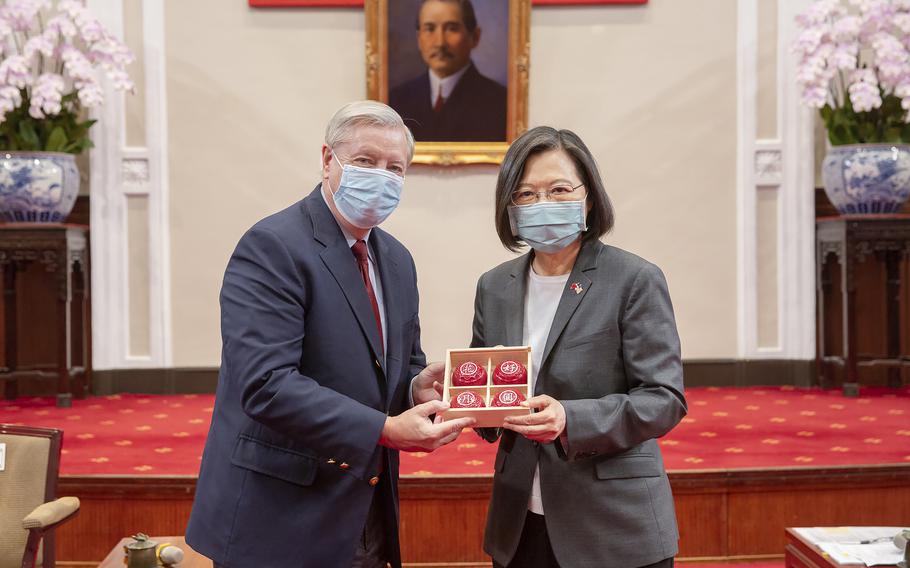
[0,425,80,568]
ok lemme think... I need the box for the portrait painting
[367,0,530,165]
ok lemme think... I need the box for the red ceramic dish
[492,360,527,385]
[452,361,487,387]
[491,389,526,407]
[450,391,485,408]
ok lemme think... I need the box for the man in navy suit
[389,0,507,142]
[186,101,475,568]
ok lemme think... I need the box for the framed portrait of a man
[366,0,530,165]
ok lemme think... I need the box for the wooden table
[785,528,902,568]
[98,536,212,568]
[0,223,89,407]
[816,215,910,396]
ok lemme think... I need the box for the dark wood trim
[91,368,219,395]
[683,359,815,387]
[66,195,89,227]
[23,529,40,568]
[90,360,818,395]
[59,475,198,498]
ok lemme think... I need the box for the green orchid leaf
[18,120,40,150]
[46,126,68,152]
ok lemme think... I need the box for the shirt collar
[429,62,472,105]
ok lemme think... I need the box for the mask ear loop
[331,149,346,173]
[323,148,340,195]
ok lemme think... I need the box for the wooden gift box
[440,346,533,428]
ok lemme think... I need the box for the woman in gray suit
[472,126,687,568]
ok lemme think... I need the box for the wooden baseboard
[682,359,816,388]
[91,368,218,395]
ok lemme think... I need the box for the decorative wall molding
[737,0,816,360]
[121,157,150,195]
[754,148,783,186]
[88,0,172,370]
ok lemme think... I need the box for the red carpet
[1,386,908,476]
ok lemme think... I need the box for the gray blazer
[472,239,687,568]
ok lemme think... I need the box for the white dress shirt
[428,63,471,107]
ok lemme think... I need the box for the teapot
[123,533,185,567]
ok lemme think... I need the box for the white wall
[164,0,739,366]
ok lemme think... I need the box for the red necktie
[351,240,384,354]
[434,89,444,113]
[353,240,386,476]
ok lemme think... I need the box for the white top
[522,265,569,515]
[428,63,471,107]
[322,189,387,357]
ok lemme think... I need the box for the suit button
[374,359,381,369]
[339,462,350,470]
[327,458,336,464]
[369,476,379,486]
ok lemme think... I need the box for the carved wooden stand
[816,215,910,396]
[0,224,89,407]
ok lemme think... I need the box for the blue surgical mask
[329,153,404,229]
[508,200,587,253]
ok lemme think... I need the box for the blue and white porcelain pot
[821,144,910,215]
[0,151,80,223]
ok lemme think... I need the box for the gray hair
[324,100,415,162]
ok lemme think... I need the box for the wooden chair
[0,424,80,568]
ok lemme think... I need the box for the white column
[737,0,816,359]
[88,0,172,369]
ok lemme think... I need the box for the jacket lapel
[539,240,600,370]
[504,254,532,347]
[307,187,386,368]
[372,231,402,407]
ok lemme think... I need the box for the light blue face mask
[330,153,405,229]
[508,200,587,253]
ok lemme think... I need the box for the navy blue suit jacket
[389,62,507,142]
[186,187,427,568]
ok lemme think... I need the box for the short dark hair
[494,126,615,252]
[416,0,478,33]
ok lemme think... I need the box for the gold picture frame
[366,0,530,165]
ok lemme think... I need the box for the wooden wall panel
[54,465,910,566]
[56,476,196,562]
[399,477,491,564]
[727,485,910,556]
[675,493,727,558]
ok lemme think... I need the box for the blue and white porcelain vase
[0,151,80,223]
[821,144,910,215]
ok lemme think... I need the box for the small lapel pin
[570,282,583,295]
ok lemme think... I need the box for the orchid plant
[0,0,133,154]
[795,0,910,145]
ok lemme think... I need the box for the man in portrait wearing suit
[389,0,507,142]
[186,101,474,568]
